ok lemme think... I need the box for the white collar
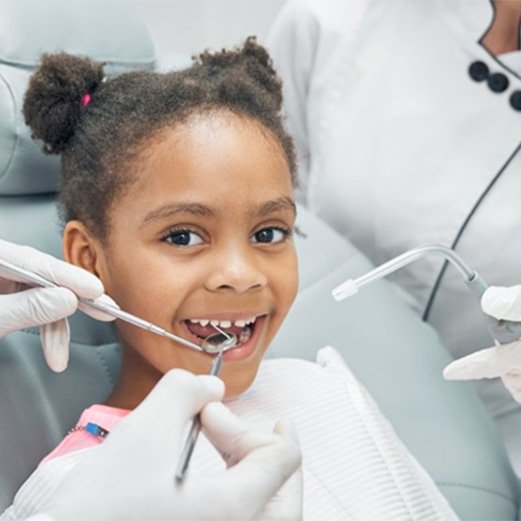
[454,0,521,77]
[497,50,521,76]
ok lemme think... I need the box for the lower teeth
[239,327,252,343]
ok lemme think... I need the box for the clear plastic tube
[332,245,488,301]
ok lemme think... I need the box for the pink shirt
[40,404,130,466]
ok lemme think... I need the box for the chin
[220,362,262,398]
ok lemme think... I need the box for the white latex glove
[0,239,114,372]
[42,369,302,521]
[202,402,302,521]
[444,285,521,403]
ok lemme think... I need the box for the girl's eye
[251,227,290,244]
[163,230,203,247]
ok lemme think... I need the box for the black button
[510,90,521,111]
[469,61,489,81]
[488,72,509,93]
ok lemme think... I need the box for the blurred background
[134,0,285,62]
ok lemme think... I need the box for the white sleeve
[267,0,370,205]
[267,0,319,203]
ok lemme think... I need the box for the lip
[180,314,267,362]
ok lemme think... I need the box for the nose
[205,245,268,294]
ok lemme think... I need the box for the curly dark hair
[23,37,296,240]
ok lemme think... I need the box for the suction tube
[332,245,521,345]
[332,245,488,301]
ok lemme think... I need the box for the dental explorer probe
[175,324,233,481]
[332,245,521,345]
[175,348,224,481]
[0,258,205,352]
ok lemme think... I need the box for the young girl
[3,39,457,520]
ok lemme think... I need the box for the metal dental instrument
[201,324,238,353]
[331,245,521,345]
[175,349,223,481]
[0,258,241,478]
[0,258,205,352]
[175,324,234,481]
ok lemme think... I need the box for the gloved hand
[444,285,521,403]
[202,402,302,521]
[43,370,302,521]
[0,239,114,372]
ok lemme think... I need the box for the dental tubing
[332,245,521,345]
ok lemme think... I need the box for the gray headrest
[0,1,155,195]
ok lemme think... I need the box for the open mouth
[182,316,261,350]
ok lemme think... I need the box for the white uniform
[268,0,521,468]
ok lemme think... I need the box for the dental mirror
[201,332,238,353]
[201,321,239,353]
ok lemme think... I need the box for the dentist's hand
[43,370,302,521]
[444,285,521,403]
[202,402,302,521]
[0,239,114,372]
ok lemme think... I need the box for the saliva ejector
[332,245,521,345]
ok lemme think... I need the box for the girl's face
[65,111,298,400]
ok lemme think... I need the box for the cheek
[101,253,191,324]
[261,250,298,348]
[275,250,299,312]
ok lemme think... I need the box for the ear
[63,221,107,282]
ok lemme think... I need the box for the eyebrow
[142,203,216,227]
[142,196,296,227]
[256,197,297,217]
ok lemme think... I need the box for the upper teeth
[189,316,257,328]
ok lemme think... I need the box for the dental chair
[0,2,519,519]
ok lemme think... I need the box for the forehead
[127,111,293,213]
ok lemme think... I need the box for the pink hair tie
[80,93,92,109]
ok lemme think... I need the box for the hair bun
[23,52,104,154]
[198,36,283,111]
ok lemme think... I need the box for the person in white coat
[268,0,521,470]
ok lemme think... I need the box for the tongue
[186,321,246,339]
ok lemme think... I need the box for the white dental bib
[2,347,456,521]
